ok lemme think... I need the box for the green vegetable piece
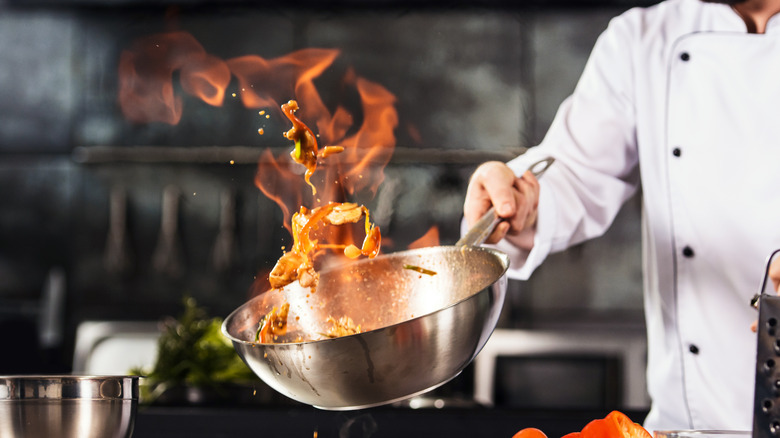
[294,139,302,160]
[255,315,267,342]
[403,264,437,276]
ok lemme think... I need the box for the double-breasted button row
[677,50,698,359]
[672,52,690,155]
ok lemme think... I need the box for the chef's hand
[751,255,780,332]
[463,161,540,248]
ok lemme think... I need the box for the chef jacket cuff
[499,180,555,280]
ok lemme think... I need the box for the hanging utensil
[212,189,237,273]
[152,185,184,278]
[104,186,133,276]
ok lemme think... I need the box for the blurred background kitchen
[0,0,653,413]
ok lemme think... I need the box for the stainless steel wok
[222,157,553,410]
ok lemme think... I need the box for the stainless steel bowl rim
[222,245,510,347]
[0,375,139,401]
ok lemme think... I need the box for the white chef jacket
[494,0,780,431]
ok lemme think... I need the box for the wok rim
[222,245,509,347]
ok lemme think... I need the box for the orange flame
[227,48,339,113]
[117,31,400,263]
[118,31,230,124]
[249,269,272,299]
[335,77,397,197]
[180,55,231,106]
[254,149,304,229]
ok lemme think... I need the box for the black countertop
[132,405,650,438]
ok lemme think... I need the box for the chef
[463,0,780,432]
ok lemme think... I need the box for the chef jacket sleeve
[498,13,642,280]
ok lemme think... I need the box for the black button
[680,52,690,61]
[672,147,681,157]
[689,344,699,354]
[682,246,694,257]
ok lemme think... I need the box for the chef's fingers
[484,221,511,244]
[463,161,518,228]
[506,170,540,235]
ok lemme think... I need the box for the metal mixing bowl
[223,245,509,410]
[0,375,139,438]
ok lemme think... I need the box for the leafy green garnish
[129,296,257,404]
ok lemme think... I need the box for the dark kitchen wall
[0,1,645,371]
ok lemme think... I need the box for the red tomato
[512,427,548,438]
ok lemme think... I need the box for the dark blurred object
[0,316,43,374]
[473,328,649,412]
[4,0,659,9]
[150,381,297,407]
[494,355,620,409]
[132,405,651,438]
[0,267,68,374]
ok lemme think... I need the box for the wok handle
[456,157,555,247]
